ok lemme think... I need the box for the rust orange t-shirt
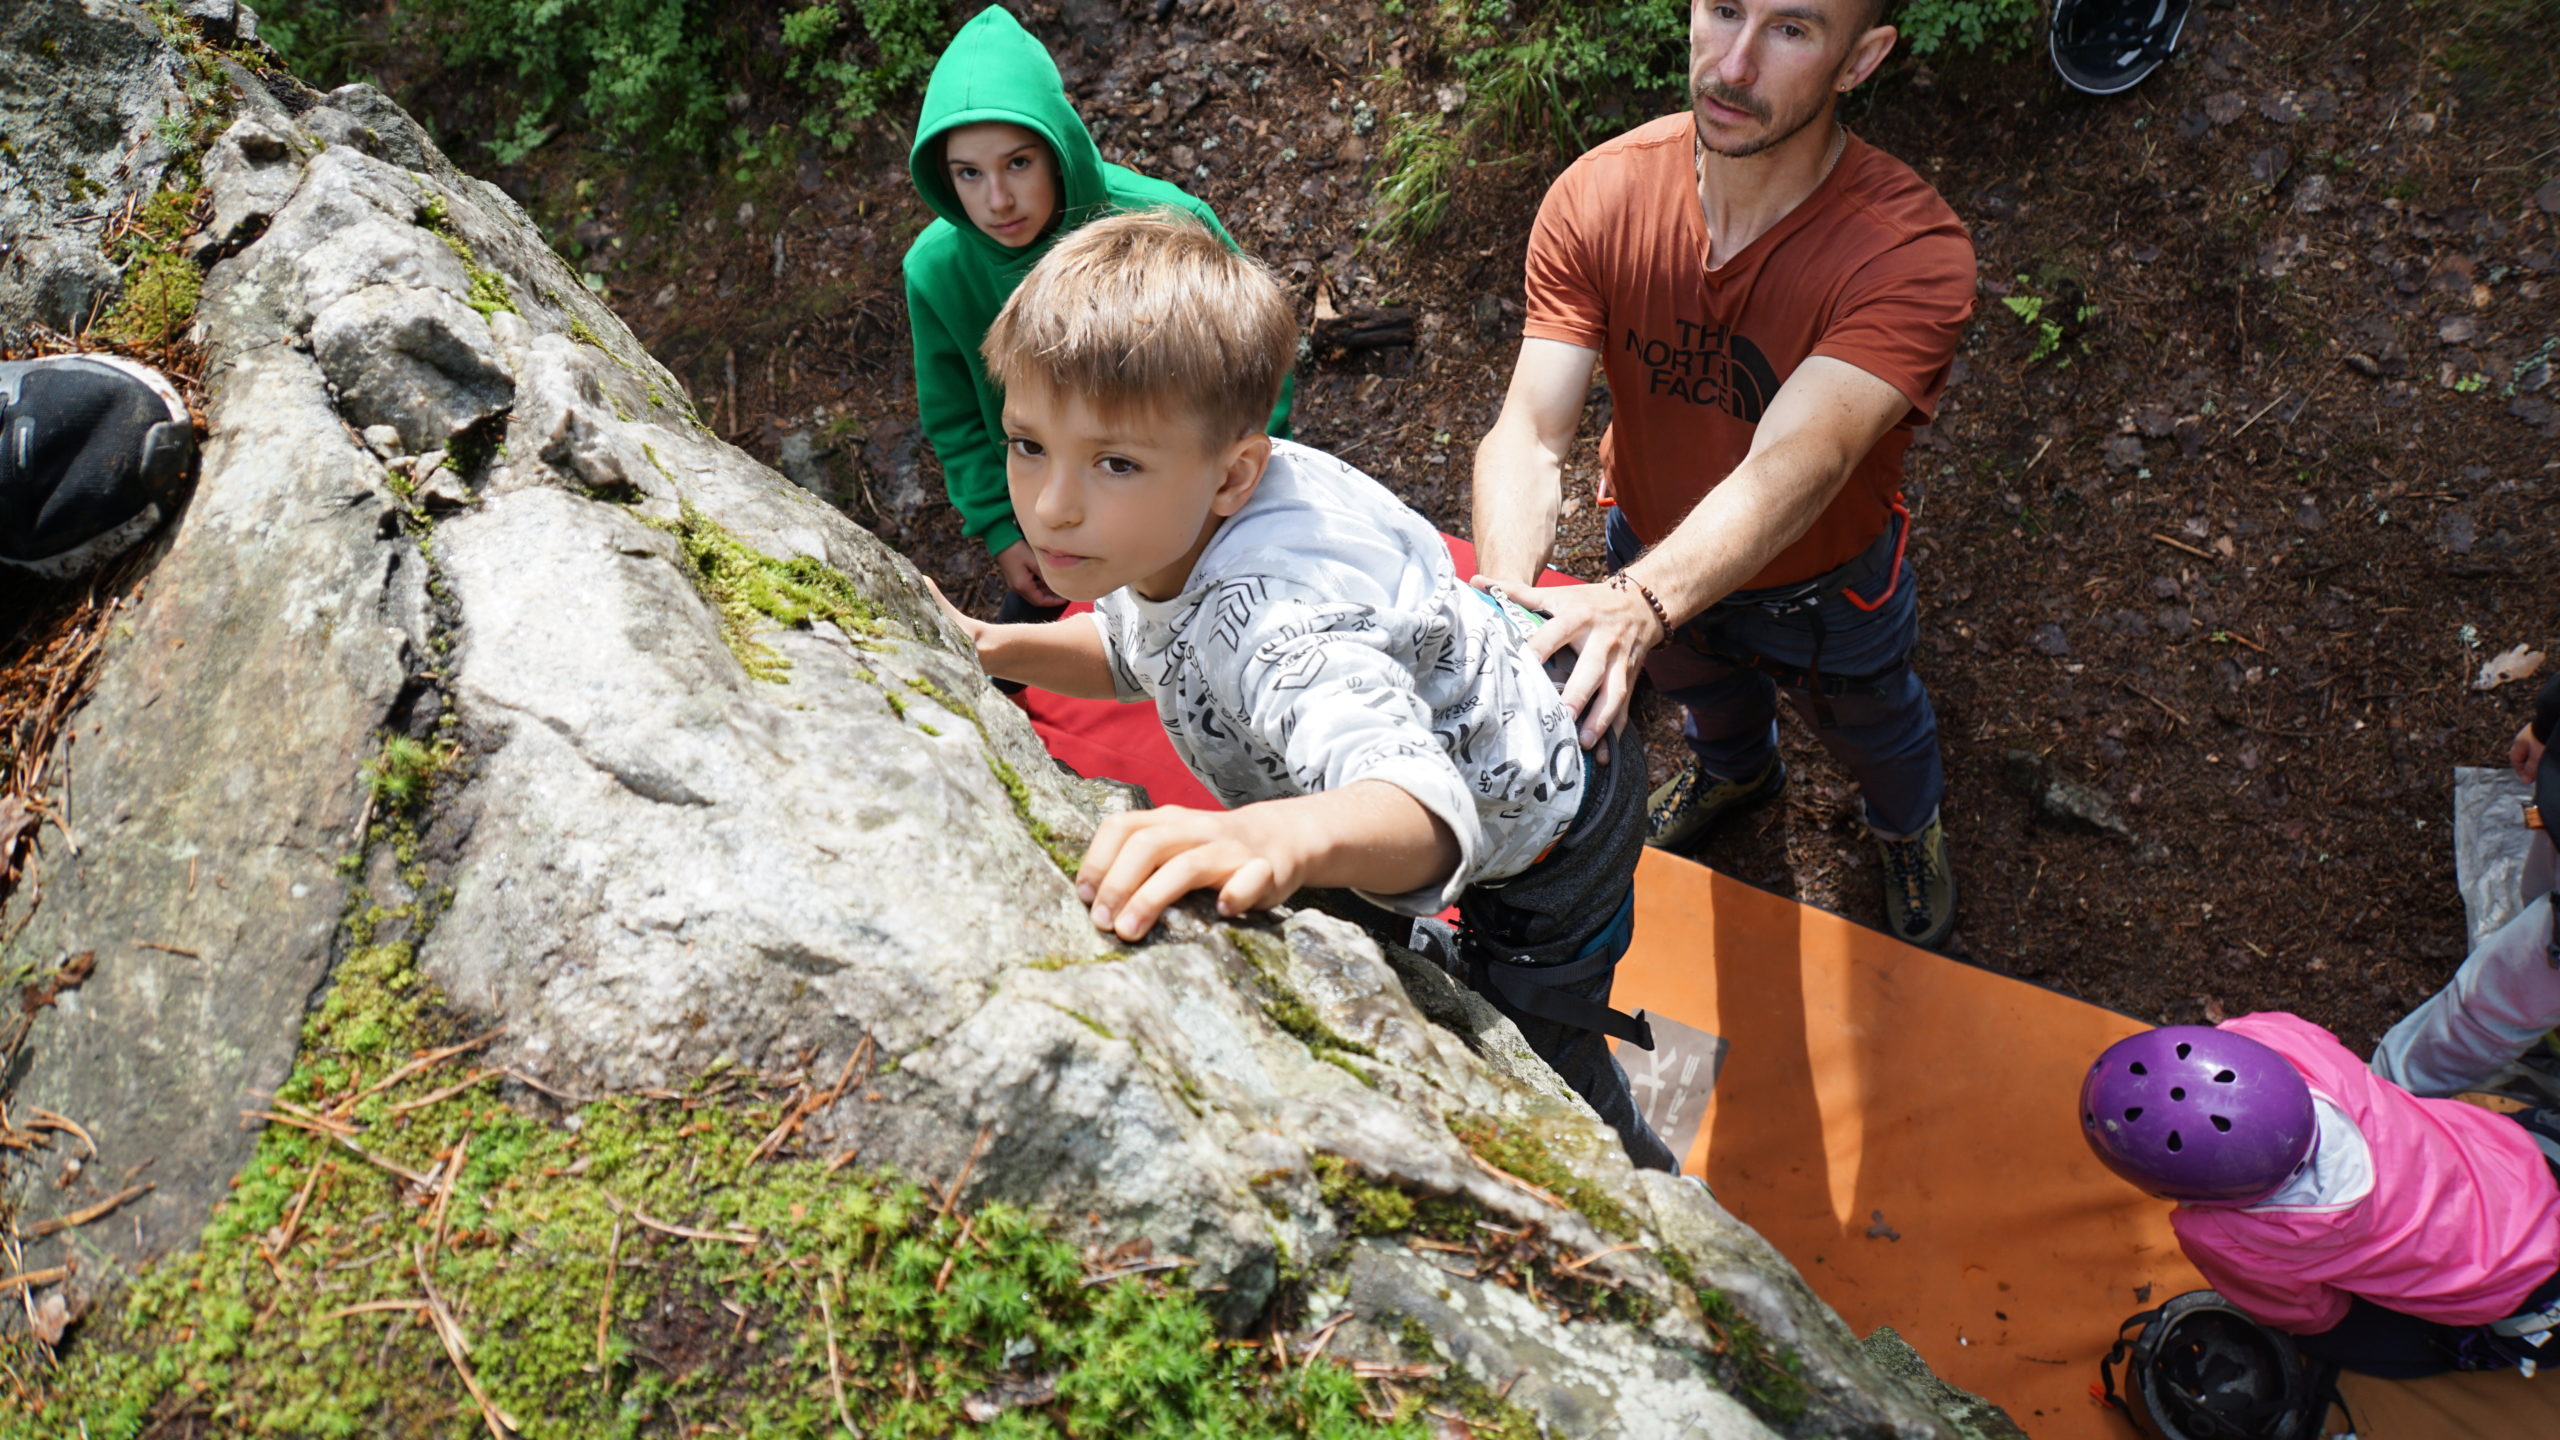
[1522,116,1976,589]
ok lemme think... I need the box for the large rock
[0,7,2016,1437]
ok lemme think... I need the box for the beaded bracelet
[1608,571,1673,649]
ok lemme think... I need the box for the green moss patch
[94,184,206,349]
[1696,1287,1812,1427]
[1447,1117,1632,1241]
[418,192,516,318]
[1232,931,1375,1062]
[3,910,1428,1437]
[650,502,883,682]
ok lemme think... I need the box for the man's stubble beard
[1691,80,1834,160]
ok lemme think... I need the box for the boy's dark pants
[1456,722,1676,1172]
[1321,728,1675,1172]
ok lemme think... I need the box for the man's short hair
[982,209,1295,444]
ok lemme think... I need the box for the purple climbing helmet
[2081,1026,2316,1204]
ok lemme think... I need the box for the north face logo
[1622,322,1782,423]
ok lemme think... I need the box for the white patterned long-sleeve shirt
[1090,441,1584,915]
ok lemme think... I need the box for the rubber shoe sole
[1645,756,1785,852]
[0,354,193,577]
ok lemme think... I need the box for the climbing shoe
[1875,812,1957,950]
[1645,754,1784,852]
[0,354,194,577]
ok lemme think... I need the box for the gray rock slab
[0,0,183,344]
[7,338,412,1284]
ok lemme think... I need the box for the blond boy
[935,212,1672,1170]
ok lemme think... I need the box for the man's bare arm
[1471,338,1601,587]
[1621,357,1913,621]
[1517,357,1918,745]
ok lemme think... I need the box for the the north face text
[1624,321,1781,423]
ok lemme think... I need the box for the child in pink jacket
[2082,1013,2560,1376]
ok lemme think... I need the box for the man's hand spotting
[1475,575,1662,749]
[2514,721,2545,785]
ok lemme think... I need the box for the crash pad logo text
[1623,322,1781,423]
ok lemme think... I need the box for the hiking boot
[1645,754,1784,852]
[1876,812,1957,949]
[0,354,194,577]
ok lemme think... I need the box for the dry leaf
[29,1291,69,1346]
[2473,643,2546,691]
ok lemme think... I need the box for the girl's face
[943,122,1058,249]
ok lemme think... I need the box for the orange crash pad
[1610,849,2198,1437]
[1611,849,2560,1439]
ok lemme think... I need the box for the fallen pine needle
[383,1069,500,1118]
[429,1132,470,1261]
[751,1037,872,1163]
[269,1159,329,1258]
[603,1195,759,1247]
[323,1298,429,1323]
[416,1245,518,1438]
[1301,1309,1353,1360]
[824,1146,862,1173]
[134,940,199,958]
[248,1111,434,1187]
[1554,1242,1647,1275]
[29,1183,153,1237]
[2149,532,2217,561]
[596,1215,622,1372]
[499,1067,595,1105]
[817,1274,856,1438]
[18,1108,95,1158]
[1079,1256,1196,1287]
[2118,682,2191,728]
[335,1029,504,1117]
[0,1266,72,1294]
[1351,1361,1446,1380]
[1463,1150,1569,1212]
[933,1214,977,1295]
[935,1123,993,1221]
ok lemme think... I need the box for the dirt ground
[328,0,2557,1054]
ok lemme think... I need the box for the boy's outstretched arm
[931,582,1117,698]
[1077,782,1460,941]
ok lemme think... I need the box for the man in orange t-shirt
[1470,0,1975,948]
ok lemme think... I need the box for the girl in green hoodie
[903,5,1293,620]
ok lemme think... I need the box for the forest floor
[361,0,2557,1053]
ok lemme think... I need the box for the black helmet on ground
[2100,1291,2331,1440]
[2049,0,2192,95]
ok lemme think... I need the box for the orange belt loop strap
[1837,495,1912,613]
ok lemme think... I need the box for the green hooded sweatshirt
[903,5,1293,561]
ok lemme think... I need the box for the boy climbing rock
[935,212,1673,1171]
[903,5,1291,625]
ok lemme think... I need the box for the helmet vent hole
[2166,1131,2184,1152]
[2215,1069,2236,1083]
[2175,1042,2192,1060]
[2212,1115,2232,1132]
[2170,1086,2186,1101]
[2129,1061,2148,1076]
[2124,1106,2143,1121]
